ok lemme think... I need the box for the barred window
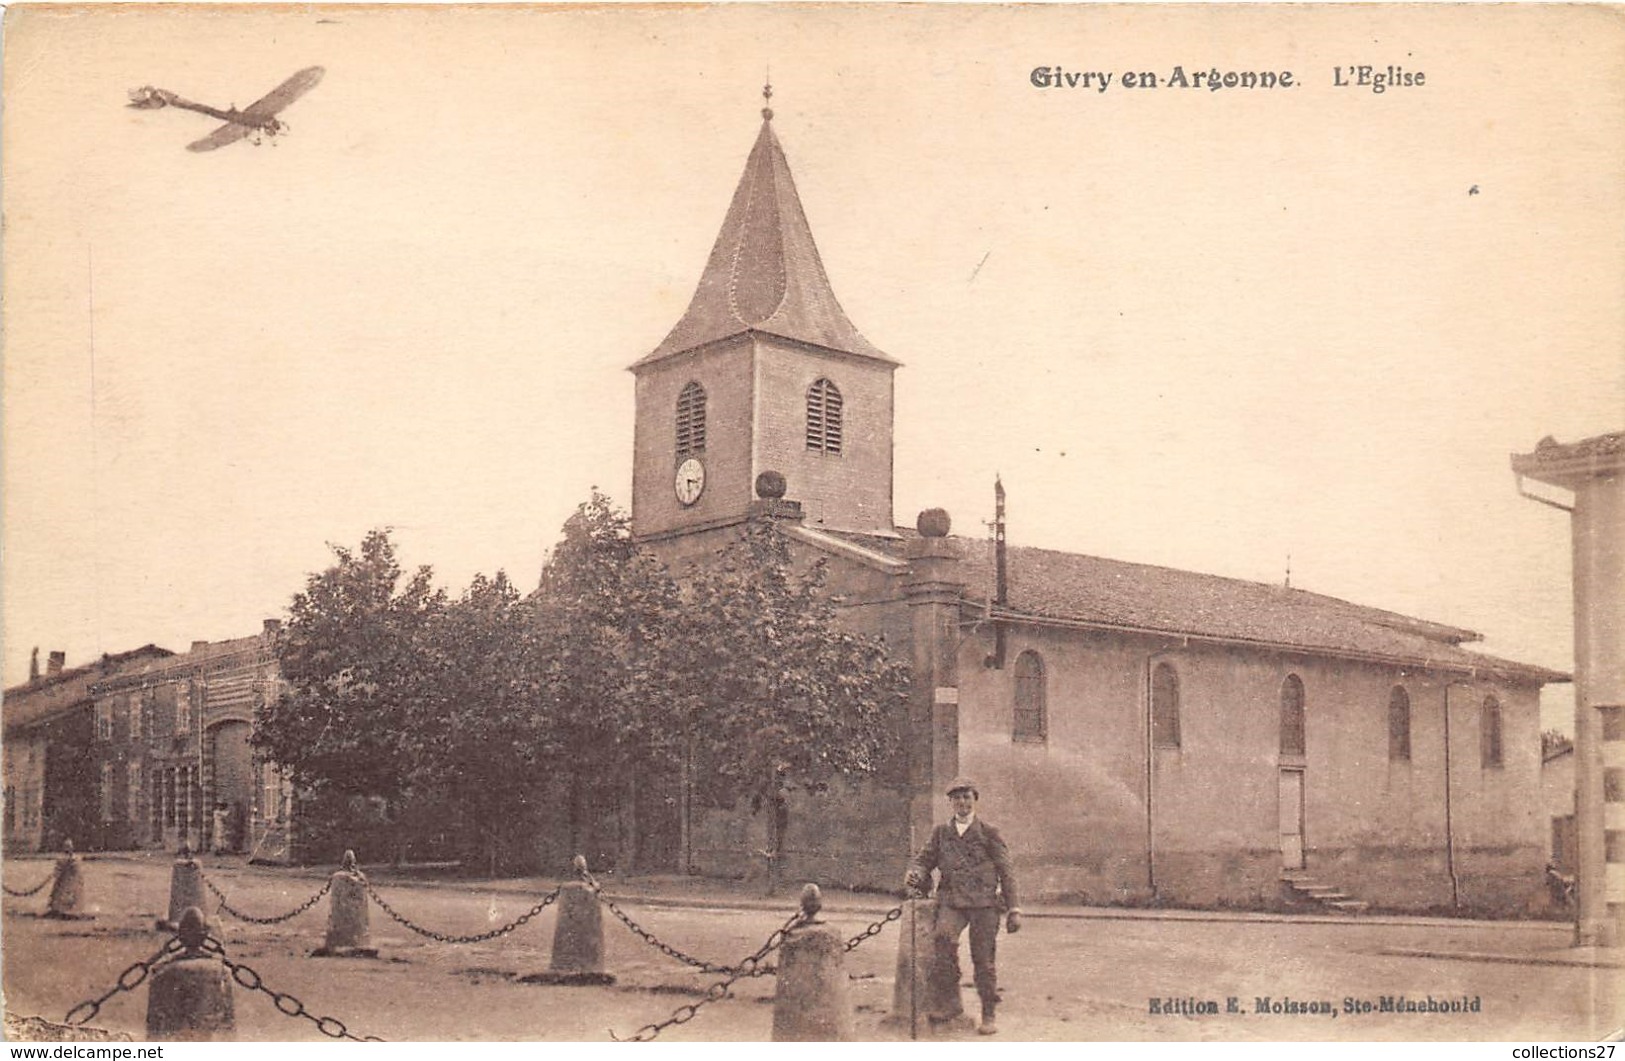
[1013,650,1047,743]
[1280,674,1306,757]
[806,378,843,455]
[1481,695,1504,768]
[1388,686,1412,762]
[95,701,114,742]
[676,382,706,459]
[1152,662,1181,749]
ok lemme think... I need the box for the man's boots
[978,1001,998,1035]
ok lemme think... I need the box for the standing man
[905,778,1022,1035]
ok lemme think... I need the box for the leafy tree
[255,530,445,854]
[531,490,685,870]
[682,517,911,894]
[412,570,545,874]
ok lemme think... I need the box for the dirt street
[3,853,1618,1042]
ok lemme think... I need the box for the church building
[627,95,1566,914]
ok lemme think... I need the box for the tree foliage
[530,490,684,861]
[256,529,445,804]
[683,518,910,891]
[256,499,910,882]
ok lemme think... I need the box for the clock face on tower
[674,457,705,506]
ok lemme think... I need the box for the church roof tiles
[831,530,1567,684]
[632,118,895,369]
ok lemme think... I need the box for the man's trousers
[929,904,999,1016]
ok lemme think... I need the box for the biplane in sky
[128,67,325,152]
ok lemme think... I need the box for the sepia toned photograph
[3,2,1622,1045]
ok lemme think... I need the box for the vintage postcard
[3,2,1622,1047]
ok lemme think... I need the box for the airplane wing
[240,66,325,120]
[187,121,256,153]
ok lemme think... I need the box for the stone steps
[1281,872,1370,914]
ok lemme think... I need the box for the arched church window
[1481,695,1503,768]
[1280,674,1306,757]
[676,382,706,459]
[1151,662,1181,749]
[1013,650,1047,743]
[1388,686,1412,761]
[806,378,843,455]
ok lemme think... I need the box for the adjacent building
[3,645,173,853]
[84,622,293,860]
[1514,431,1625,944]
[629,100,1568,914]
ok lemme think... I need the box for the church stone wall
[688,778,911,893]
[950,622,1545,914]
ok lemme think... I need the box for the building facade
[3,645,173,853]
[1514,431,1625,942]
[85,622,294,860]
[629,102,1566,914]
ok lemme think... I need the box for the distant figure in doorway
[211,803,229,855]
[905,777,1022,1035]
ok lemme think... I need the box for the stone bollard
[146,907,234,1041]
[159,845,207,932]
[314,851,377,958]
[885,897,943,1037]
[520,857,613,986]
[771,884,854,1042]
[45,840,89,920]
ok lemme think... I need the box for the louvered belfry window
[676,382,706,459]
[806,378,843,455]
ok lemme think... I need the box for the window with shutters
[806,378,843,455]
[675,382,706,459]
[127,761,142,823]
[95,701,114,742]
[1151,662,1181,749]
[1280,674,1306,758]
[100,763,115,822]
[175,681,193,736]
[1013,650,1047,743]
[1388,686,1412,761]
[128,693,143,744]
[1481,695,1504,768]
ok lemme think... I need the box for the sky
[4,4,1621,733]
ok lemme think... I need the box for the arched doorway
[207,720,253,854]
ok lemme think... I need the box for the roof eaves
[969,602,1569,685]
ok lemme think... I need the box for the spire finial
[762,75,774,122]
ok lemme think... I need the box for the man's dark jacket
[909,818,1019,910]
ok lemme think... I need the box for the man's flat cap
[946,777,978,797]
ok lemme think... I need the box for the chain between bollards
[842,903,905,952]
[364,878,563,944]
[609,879,821,1042]
[573,856,774,976]
[204,935,384,1041]
[2,862,60,898]
[202,873,333,925]
[63,937,184,1027]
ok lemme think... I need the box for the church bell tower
[629,87,900,544]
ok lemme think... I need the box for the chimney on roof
[29,647,40,682]
[47,651,66,676]
[190,640,209,654]
[262,618,282,637]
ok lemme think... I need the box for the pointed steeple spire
[634,93,895,368]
